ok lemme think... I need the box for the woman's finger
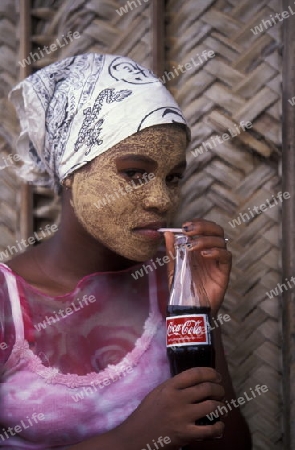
[200,248,232,268]
[187,420,225,441]
[182,219,225,238]
[184,382,225,403]
[172,367,222,390]
[188,236,227,252]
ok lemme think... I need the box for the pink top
[0,260,170,449]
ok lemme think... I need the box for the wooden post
[151,0,165,76]
[18,0,33,240]
[282,1,295,448]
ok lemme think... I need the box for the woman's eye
[166,173,183,186]
[124,170,146,179]
[121,169,149,185]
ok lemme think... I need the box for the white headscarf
[9,53,190,192]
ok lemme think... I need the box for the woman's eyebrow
[116,155,186,170]
[116,154,155,164]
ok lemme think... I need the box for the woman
[0,53,252,449]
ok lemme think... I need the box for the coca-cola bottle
[166,233,218,427]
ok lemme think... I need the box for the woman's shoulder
[3,249,70,297]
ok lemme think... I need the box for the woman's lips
[132,228,163,240]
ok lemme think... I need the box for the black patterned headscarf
[9,53,190,192]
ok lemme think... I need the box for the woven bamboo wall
[0,0,283,449]
[166,1,282,449]
[0,0,21,255]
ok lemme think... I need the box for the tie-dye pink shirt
[0,261,170,449]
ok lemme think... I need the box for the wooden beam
[19,0,33,240]
[282,1,295,448]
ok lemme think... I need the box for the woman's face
[71,125,187,261]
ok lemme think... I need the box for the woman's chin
[118,246,160,264]
[99,234,163,263]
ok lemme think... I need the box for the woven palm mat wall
[166,0,282,449]
[0,0,283,449]
[0,0,21,255]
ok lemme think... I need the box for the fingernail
[201,250,212,255]
[182,222,193,232]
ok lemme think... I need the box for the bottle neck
[169,234,210,309]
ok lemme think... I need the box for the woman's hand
[116,367,225,449]
[164,219,232,315]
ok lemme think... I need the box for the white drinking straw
[158,228,229,242]
[157,228,183,232]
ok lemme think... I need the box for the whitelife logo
[250,4,295,35]
[71,363,133,402]
[158,50,215,85]
[0,413,45,442]
[18,31,80,67]
[34,295,97,332]
[206,385,269,422]
[0,341,7,351]
[0,225,58,262]
[116,0,149,16]
[141,436,171,450]
[266,276,295,299]
[0,153,22,170]
[191,121,252,158]
[228,191,290,228]
[94,173,155,209]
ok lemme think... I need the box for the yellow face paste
[71,124,187,261]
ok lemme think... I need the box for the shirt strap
[148,267,158,314]
[1,264,24,341]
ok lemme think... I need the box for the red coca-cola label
[166,314,209,347]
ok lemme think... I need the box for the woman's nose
[142,179,174,213]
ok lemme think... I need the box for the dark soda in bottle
[167,306,215,373]
[166,233,218,428]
